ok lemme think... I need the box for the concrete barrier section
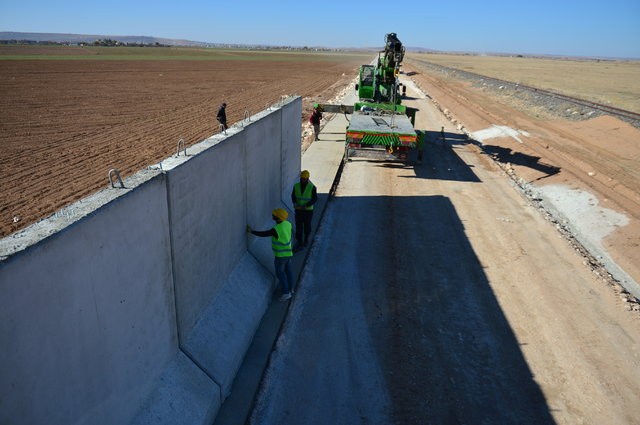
[281,99,303,207]
[167,136,247,339]
[0,175,176,425]
[0,96,302,425]
[244,108,285,237]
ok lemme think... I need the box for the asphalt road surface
[249,80,640,425]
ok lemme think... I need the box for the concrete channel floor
[212,105,350,425]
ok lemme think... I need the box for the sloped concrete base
[131,351,221,425]
[183,253,273,400]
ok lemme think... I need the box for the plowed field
[0,46,368,237]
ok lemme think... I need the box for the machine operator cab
[355,65,375,101]
[354,33,407,103]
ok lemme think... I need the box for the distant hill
[0,32,210,47]
[1,32,443,52]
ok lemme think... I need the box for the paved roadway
[247,78,640,424]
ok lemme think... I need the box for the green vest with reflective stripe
[294,182,314,211]
[271,221,293,258]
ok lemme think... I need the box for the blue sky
[1,0,639,58]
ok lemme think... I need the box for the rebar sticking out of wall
[108,169,124,188]
[176,138,186,157]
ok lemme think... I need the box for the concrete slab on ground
[182,253,273,400]
[131,351,221,425]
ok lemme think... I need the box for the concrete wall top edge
[0,96,303,263]
[0,169,162,262]
[160,96,301,172]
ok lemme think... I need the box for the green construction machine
[317,33,418,161]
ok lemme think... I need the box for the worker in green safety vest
[291,170,317,252]
[247,208,294,301]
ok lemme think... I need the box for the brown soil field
[411,53,640,113]
[0,46,369,237]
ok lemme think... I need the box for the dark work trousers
[295,209,313,246]
[274,257,293,294]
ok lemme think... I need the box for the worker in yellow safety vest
[247,208,294,301]
[291,170,317,251]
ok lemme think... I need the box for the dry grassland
[407,53,640,113]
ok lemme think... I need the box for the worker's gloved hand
[246,225,252,234]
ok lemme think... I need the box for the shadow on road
[411,141,481,182]
[349,194,557,424]
[347,131,481,182]
[423,130,469,146]
[246,192,558,424]
[418,129,561,181]
[482,144,561,180]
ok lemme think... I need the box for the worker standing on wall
[309,106,323,141]
[291,170,317,252]
[216,102,228,131]
[247,208,295,301]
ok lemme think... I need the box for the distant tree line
[0,39,61,45]
[0,38,349,52]
[0,39,169,47]
[92,39,168,47]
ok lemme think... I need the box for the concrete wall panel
[0,97,302,425]
[0,176,175,425]
[244,109,283,238]
[167,137,247,339]
[281,97,302,207]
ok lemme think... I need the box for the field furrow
[0,52,366,236]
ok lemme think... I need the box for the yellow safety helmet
[272,208,288,221]
[300,170,310,179]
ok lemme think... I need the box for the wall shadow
[362,132,481,182]
[419,130,561,181]
[482,144,561,180]
[422,129,469,146]
[348,149,481,183]
[343,194,557,424]
[412,140,481,182]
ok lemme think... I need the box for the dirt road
[250,80,640,424]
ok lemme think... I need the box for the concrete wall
[0,96,302,425]
[168,135,248,339]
